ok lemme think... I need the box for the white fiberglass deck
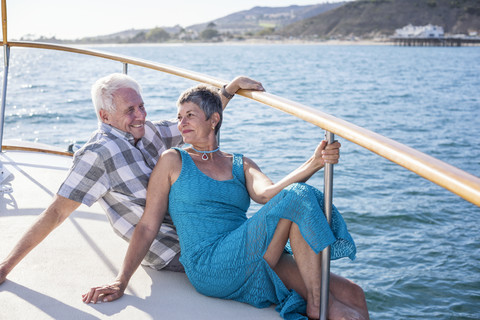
[0,143,279,320]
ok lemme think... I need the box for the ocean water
[2,43,479,319]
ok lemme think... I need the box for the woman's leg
[263,219,307,298]
[288,222,324,318]
[264,219,369,320]
[263,219,322,317]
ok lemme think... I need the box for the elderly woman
[83,85,369,320]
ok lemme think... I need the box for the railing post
[123,62,128,74]
[320,130,334,320]
[0,44,10,151]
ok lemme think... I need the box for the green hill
[278,0,480,39]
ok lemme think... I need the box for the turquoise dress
[168,148,356,320]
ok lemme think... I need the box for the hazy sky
[7,0,350,40]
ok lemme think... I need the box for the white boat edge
[0,140,280,320]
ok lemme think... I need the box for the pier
[392,37,480,47]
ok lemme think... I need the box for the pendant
[202,153,208,161]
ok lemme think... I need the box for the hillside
[278,0,480,39]
[187,3,345,33]
[35,0,480,44]
[58,3,345,44]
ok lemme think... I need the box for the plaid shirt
[58,120,183,269]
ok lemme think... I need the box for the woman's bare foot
[305,290,320,319]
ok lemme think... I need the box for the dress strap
[171,147,192,173]
[172,147,189,159]
[232,153,246,185]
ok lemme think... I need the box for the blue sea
[2,43,480,319]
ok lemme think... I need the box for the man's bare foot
[306,295,367,320]
[328,297,367,320]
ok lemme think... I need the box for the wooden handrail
[246,92,480,207]
[1,0,6,45]
[1,144,73,156]
[3,41,480,207]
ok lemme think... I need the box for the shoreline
[71,38,393,48]
[26,38,478,48]
[224,38,391,46]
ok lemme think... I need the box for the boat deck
[0,143,279,319]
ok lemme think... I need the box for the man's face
[100,87,146,143]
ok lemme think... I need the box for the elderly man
[0,73,264,281]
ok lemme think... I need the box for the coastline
[78,38,393,48]
[78,37,479,48]
[233,38,391,46]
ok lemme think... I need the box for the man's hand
[82,280,126,304]
[0,262,9,285]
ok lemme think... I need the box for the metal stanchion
[0,44,10,151]
[320,131,334,320]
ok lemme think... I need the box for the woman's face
[177,101,213,145]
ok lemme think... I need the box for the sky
[7,0,350,40]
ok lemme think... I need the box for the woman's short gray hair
[91,73,142,120]
[177,84,223,134]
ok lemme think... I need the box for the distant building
[179,29,199,41]
[395,24,444,38]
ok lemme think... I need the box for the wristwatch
[221,84,235,99]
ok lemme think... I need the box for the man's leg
[162,252,184,273]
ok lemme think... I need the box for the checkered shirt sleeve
[58,148,109,206]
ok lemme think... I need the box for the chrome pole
[320,131,334,320]
[0,44,10,151]
[123,62,128,74]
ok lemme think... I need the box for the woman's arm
[82,150,180,304]
[220,76,265,109]
[244,140,341,204]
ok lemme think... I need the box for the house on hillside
[395,24,444,38]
